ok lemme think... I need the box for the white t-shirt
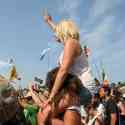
[58,51,96,93]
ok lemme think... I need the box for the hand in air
[43,13,52,23]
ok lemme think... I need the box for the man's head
[45,67,81,94]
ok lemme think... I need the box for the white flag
[40,48,51,60]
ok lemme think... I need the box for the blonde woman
[43,14,96,107]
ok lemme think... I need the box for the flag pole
[94,63,102,83]
[48,50,50,70]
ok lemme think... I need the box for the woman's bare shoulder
[65,38,80,53]
[66,38,79,45]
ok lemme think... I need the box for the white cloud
[103,48,125,81]
[59,0,81,23]
[82,15,115,49]
[89,0,122,20]
[59,0,81,13]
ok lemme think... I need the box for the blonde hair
[55,20,79,42]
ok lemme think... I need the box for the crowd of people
[0,71,125,125]
[0,13,125,125]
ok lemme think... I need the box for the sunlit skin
[37,91,80,125]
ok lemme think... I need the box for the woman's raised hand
[43,9,52,23]
[44,15,52,23]
[42,9,56,32]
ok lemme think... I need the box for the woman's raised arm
[43,14,56,32]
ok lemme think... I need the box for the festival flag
[40,48,50,60]
[0,60,12,68]
[102,68,109,87]
[9,65,18,81]
[0,60,13,79]
[102,68,105,82]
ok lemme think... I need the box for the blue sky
[0,0,125,87]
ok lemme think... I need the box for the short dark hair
[45,67,59,91]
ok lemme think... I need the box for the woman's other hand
[37,104,52,125]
